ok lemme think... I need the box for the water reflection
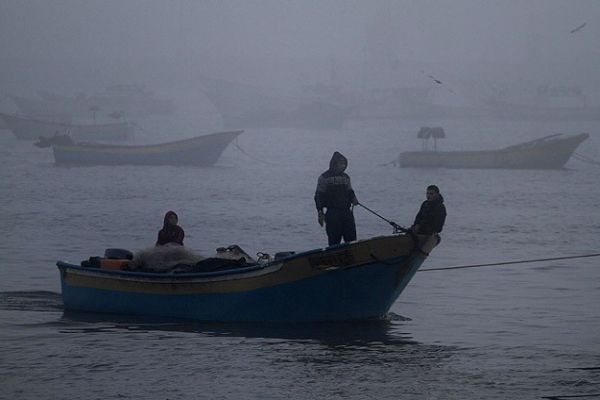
[59,310,417,347]
[0,290,417,345]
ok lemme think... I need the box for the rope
[573,152,600,166]
[357,203,407,232]
[231,138,281,165]
[541,394,600,400]
[380,159,399,167]
[420,252,600,272]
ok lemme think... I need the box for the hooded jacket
[413,194,446,234]
[314,152,356,211]
[156,210,185,246]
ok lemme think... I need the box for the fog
[2,4,600,398]
[1,0,599,103]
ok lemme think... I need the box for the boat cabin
[417,127,445,151]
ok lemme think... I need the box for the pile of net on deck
[128,244,255,273]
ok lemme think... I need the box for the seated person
[156,210,185,246]
[411,185,446,235]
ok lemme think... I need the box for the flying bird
[420,70,443,84]
[570,22,586,34]
[420,70,456,94]
[428,75,443,84]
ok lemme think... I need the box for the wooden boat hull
[398,133,589,169]
[0,112,132,141]
[52,130,242,166]
[57,234,438,322]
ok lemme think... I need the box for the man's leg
[325,209,343,245]
[341,209,356,243]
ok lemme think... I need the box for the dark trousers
[325,208,356,246]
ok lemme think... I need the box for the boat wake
[0,290,63,312]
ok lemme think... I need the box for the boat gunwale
[56,233,415,281]
[57,260,283,283]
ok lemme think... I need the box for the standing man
[411,185,446,235]
[314,151,359,246]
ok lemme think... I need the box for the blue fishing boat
[56,233,439,322]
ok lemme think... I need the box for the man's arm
[315,175,326,226]
[347,175,358,205]
[432,205,447,233]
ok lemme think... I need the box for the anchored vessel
[397,132,589,169]
[49,130,242,166]
[57,234,439,322]
[0,112,132,141]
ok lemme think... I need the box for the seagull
[570,22,586,34]
[428,75,443,84]
[420,70,456,94]
[420,70,443,84]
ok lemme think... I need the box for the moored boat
[0,112,132,141]
[57,233,439,322]
[50,130,243,166]
[396,133,589,169]
[201,76,351,130]
[11,86,174,119]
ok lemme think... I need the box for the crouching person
[411,185,446,235]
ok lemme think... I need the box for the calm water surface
[1,116,599,399]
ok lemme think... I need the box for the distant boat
[484,98,600,121]
[482,84,600,121]
[8,94,84,121]
[56,233,439,322]
[201,77,352,130]
[9,85,174,120]
[396,132,589,169]
[85,84,175,117]
[0,112,132,141]
[49,130,243,166]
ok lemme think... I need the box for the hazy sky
[1,0,599,94]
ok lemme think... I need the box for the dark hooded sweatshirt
[156,211,185,246]
[314,152,356,211]
[413,195,446,235]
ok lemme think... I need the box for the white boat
[396,133,590,169]
[0,112,132,141]
[48,130,242,166]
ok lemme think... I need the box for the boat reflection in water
[60,309,417,345]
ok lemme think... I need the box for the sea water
[1,116,599,399]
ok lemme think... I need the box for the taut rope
[420,253,600,272]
